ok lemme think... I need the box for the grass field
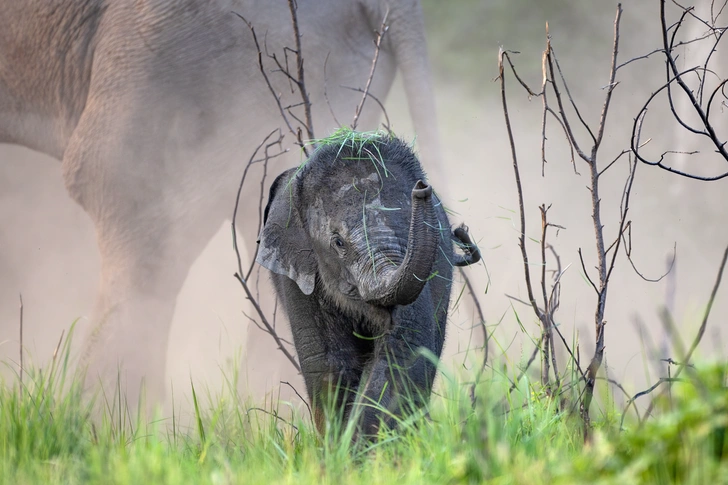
[1,326,726,485]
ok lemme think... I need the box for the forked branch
[352,8,389,130]
[499,4,640,441]
[231,129,300,373]
[631,0,728,180]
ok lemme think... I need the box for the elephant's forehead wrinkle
[335,172,381,198]
[308,187,405,244]
[364,194,399,234]
[307,196,351,237]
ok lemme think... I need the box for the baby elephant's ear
[256,168,317,295]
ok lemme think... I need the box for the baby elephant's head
[257,133,442,309]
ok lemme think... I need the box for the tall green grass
[0,328,726,484]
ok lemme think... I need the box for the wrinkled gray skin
[257,135,477,438]
[0,1,442,407]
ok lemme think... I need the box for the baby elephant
[257,131,479,439]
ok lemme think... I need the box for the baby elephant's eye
[331,234,346,251]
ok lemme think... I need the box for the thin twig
[231,129,300,373]
[545,44,590,163]
[247,407,299,432]
[604,150,638,284]
[508,335,545,393]
[544,3,621,441]
[461,270,488,371]
[245,135,286,281]
[235,14,304,153]
[676,244,728,374]
[322,53,342,128]
[342,86,392,132]
[539,205,562,391]
[234,272,300,373]
[498,48,544,333]
[619,377,684,429]
[351,8,389,130]
[287,0,315,146]
[578,248,599,295]
[551,44,598,148]
[631,0,728,178]
[281,380,312,422]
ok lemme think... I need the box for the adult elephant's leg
[62,118,224,415]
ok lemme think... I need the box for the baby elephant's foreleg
[353,301,441,438]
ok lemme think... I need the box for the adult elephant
[0,0,442,409]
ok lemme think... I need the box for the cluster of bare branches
[234,0,315,158]
[496,0,728,442]
[230,128,297,371]
[230,1,333,378]
[632,0,728,180]
[497,4,634,440]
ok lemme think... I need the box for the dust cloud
[1,0,726,419]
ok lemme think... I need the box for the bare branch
[235,13,304,153]
[598,149,630,178]
[247,407,299,432]
[539,206,552,388]
[461,270,488,371]
[281,380,312,423]
[501,49,541,97]
[342,86,392,132]
[623,233,677,284]
[245,134,287,281]
[544,45,590,163]
[578,248,599,295]
[234,273,300,373]
[231,129,300,373]
[604,149,637,284]
[631,0,728,179]
[550,44,598,148]
[502,46,578,175]
[619,377,684,429]
[351,8,389,130]
[539,205,561,391]
[592,7,622,153]
[322,53,343,128]
[287,0,315,145]
[498,48,544,325]
[579,4,623,441]
[679,244,728,372]
[595,376,641,424]
[508,334,545,394]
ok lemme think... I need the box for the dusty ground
[1,1,726,417]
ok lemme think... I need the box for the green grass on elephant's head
[1,337,728,485]
[305,127,398,175]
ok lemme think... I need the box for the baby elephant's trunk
[361,180,439,307]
